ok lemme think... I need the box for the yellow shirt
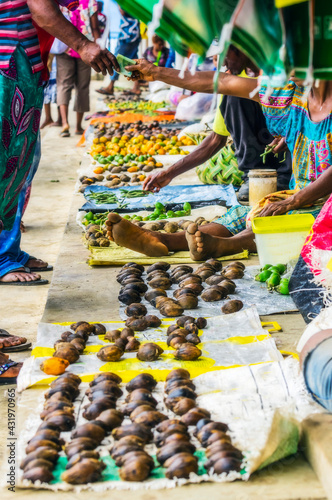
[212,70,250,137]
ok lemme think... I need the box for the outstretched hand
[268,136,288,154]
[259,196,297,217]
[125,58,156,81]
[143,170,173,192]
[80,42,120,75]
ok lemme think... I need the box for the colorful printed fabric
[68,0,98,58]
[0,45,43,232]
[214,205,250,235]
[118,12,140,43]
[143,46,169,67]
[44,56,57,104]
[0,0,43,73]
[259,81,332,190]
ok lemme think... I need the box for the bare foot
[105,213,169,257]
[40,118,54,129]
[0,336,27,349]
[27,257,48,269]
[0,269,41,283]
[185,223,227,261]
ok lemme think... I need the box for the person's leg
[56,54,75,136]
[40,103,53,129]
[74,58,91,134]
[105,213,244,258]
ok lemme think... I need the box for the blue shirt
[118,12,140,43]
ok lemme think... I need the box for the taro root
[132,410,168,428]
[219,280,236,295]
[159,302,184,318]
[211,457,242,474]
[137,343,164,361]
[104,329,121,342]
[95,408,124,430]
[112,423,152,443]
[66,450,100,470]
[205,275,224,286]
[130,404,157,419]
[221,299,243,314]
[149,277,172,290]
[22,467,54,484]
[44,413,75,431]
[145,290,167,307]
[184,321,199,334]
[177,294,198,310]
[125,317,148,332]
[25,440,60,454]
[120,327,135,340]
[23,458,54,472]
[53,343,80,364]
[201,286,226,302]
[196,317,207,329]
[115,338,127,351]
[164,222,178,233]
[171,398,197,416]
[126,388,158,406]
[223,267,244,279]
[205,258,223,271]
[147,262,170,273]
[83,398,116,420]
[145,315,162,328]
[186,334,200,345]
[167,334,187,349]
[181,408,211,426]
[65,437,98,459]
[174,344,202,361]
[97,345,123,362]
[119,458,151,482]
[71,422,106,443]
[165,453,198,479]
[166,368,191,382]
[61,458,103,484]
[90,372,122,386]
[118,289,141,305]
[93,323,106,336]
[20,448,59,470]
[157,441,196,465]
[125,337,141,352]
[165,378,196,394]
[167,386,197,401]
[126,373,157,392]
[125,303,147,318]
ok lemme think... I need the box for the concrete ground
[0,80,329,499]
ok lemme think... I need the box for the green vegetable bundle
[196,145,244,187]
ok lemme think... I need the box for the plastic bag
[175,93,214,120]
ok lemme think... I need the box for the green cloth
[0,45,43,232]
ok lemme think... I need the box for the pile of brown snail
[40,321,107,376]
[166,316,206,361]
[117,262,148,305]
[21,373,82,484]
[61,372,125,484]
[111,373,163,481]
[144,262,185,317]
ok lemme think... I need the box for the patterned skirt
[0,45,44,232]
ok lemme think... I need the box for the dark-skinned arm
[125,59,259,101]
[143,132,227,192]
[27,0,119,74]
[90,12,101,42]
[260,167,332,217]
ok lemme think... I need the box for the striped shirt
[0,0,43,73]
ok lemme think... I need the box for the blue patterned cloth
[214,205,250,235]
[44,57,57,105]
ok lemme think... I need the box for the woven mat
[88,243,249,266]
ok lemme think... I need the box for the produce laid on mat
[17,307,283,391]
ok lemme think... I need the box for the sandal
[60,127,70,138]
[96,88,114,96]
[27,256,53,273]
[0,360,22,385]
[0,330,31,353]
[0,267,49,286]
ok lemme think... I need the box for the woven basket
[196,144,244,186]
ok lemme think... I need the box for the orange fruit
[94,167,104,174]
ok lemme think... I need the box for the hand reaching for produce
[143,170,174,192]
[259,195,299,217]
[268,136,288,154]
[125,59,156,81]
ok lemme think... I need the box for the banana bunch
[196,145,244,186]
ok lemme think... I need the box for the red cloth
[33,24,54,82]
